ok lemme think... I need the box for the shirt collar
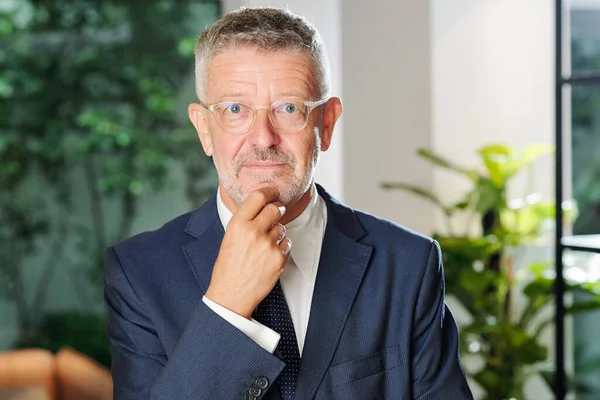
[216,184,322,282]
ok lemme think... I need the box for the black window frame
[555,1,600,399]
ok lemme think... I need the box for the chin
[241,179,283,195]
[240,179,304,204]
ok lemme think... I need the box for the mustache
[234,148,295,169]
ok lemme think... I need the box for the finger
[268,223,286,245]
[278,237,292,256]
[254,202,285,231]
[233,187,280,221]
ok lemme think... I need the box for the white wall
[431,1,557,398]
[432,0,555,235]
[341,0,435,235]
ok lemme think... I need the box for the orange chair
[0,349,56,400]
[0,348,113,400]
[54,348,112,400]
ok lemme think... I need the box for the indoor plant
[382,143,600,399]
[0,0,218,365]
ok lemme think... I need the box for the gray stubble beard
[214,131,322,205]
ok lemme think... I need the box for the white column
[431,0,555,234]
[341,0,435,234]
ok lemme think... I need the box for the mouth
[242,162,287,168]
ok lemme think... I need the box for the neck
[220,184,313,225]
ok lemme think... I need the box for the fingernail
[283,240,292,255]
[277,226,286,245]
[278,206,286,216]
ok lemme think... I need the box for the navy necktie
[253,280,301,400]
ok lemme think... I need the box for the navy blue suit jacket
[104,185,473,399]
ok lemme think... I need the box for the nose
[246,108,280,148]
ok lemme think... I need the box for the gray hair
[194,7,331,101]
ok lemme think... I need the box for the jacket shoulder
[111,210,194,254]
[353,209,434,251]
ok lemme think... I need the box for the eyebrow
[214,92,312,104]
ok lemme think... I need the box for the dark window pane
[569,9,600,396]
[571,8,600,76]
[571,85,600,235]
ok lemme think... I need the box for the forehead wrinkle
[206,49,317,102]
[207,79,256,102]
[270,78,313,100]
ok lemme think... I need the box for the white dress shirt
[202,184,327,356]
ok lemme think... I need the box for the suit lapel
[294,186,373,400]
[182,194,224,293]
[181,187,373,400]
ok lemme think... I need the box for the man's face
[189,47,340,205]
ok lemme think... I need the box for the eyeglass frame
[199,98,330,134]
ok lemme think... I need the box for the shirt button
[255,377,269,389]
[249,387,262,396]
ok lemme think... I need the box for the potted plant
[382,143,600,399]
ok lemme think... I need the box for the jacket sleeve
[410,241,473,400]
[104,246,286,400]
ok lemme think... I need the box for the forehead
[204,47,317,100]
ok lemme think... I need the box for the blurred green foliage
[17,312,112,368]
[382,144,600,400]
[0,0,219,364]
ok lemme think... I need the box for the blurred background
[1,0,599,399]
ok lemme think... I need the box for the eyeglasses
[200,98,329,135]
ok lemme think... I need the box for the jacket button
[249,387,262,396]
[244,394,257,400]
[255,377,269,389]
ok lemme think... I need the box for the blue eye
[283,103,298,114]
[226,103,242,113]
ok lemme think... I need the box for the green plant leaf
[380,182,451,215]
[478,143,513,157]
[540,370,557,394]
[519,275,554,329]
[527,261,553,278]
[449,189,477,212]
[452,201,469,210]
[501,200,555,239]
[499,323,548,364]
[459,268,498,294]
[565,301,600,314]
[434,235,499,258]
[522,143,555,164]
[479,144,515,187]
[473,370,502,392]
[475,178,503,213]
[478,143,553,189]
[416,148,478,180]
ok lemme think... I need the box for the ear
[319,97,342,152]
[188,103,213,157]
